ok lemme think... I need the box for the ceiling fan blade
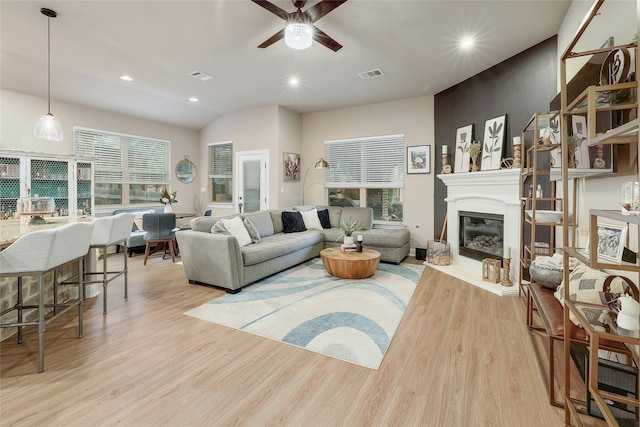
[251,0,290,20]
[258,29,285,49]
[304,0,347,23]
[312,26,343,52]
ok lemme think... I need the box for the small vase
[164,204,173,214]
[471,155,479,172]
[344,236,355,246]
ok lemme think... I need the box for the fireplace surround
[437,169,521,296]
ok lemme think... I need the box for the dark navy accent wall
[433,36,558,239]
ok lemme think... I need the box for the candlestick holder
[500,257,513,286]
[441,153,452,174]
[513,144,522,168]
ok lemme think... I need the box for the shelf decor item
[585,223,629,264]
[480,114,506,171]
[467,141,482,172]
[454,124,473,173]
[617,181,639,216]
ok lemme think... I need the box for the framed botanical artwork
[571,115,591,169]
[407,145,430,174]
[584,223,628,264]
[454,124,473,173]
[283,152,300,181]
[480,115,506,171]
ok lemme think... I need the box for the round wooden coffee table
[320,247,381,279]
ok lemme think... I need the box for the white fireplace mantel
[433,169,521,297]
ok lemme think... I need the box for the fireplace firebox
[459,211,504,261]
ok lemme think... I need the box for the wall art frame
[454,124,473,173]
[283,152,300,181]
[407,145,430,174]
[480,114,506,171]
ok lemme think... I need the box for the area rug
[185,258,424,369]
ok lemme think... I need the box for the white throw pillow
[300,208,323,231]
[221,216,253,247]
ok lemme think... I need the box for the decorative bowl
[525,210,563,223]
[529,262,563,290]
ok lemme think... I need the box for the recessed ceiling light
[120,75,133,82]
[289,77,299,86]
[189,97,198,103]
[460,38,474,49]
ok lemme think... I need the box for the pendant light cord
[47,14,51,114]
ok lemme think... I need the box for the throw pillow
[211,220,228,234]
[220,216,253,247]
[300,208,323,231]
[555,264,633,329]
[282,211,307,233]
[317,209,332,229]
[243,217,261,243]
[243,210,274,237]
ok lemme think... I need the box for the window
[73,127,170,206]
[208,142,233,203]
[325,134,404,222]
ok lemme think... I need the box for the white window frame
[208,141,233,206]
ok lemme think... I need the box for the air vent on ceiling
[188,70,213,81]
[358,68,385,80]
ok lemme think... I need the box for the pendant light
[34,7,63,142]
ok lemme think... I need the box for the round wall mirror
[176,159,196,183]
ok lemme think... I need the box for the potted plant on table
[160,188,177,213]
[339,217,361,246]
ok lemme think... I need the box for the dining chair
[142,213,177,265]
[0,222,94,372]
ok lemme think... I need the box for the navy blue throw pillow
[282,211,307,233]
[317,209,332,229]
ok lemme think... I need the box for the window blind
[73,127,170,184]
[324,134,405,188]
[208,142,233,178]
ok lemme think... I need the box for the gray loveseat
[176,206,410,293]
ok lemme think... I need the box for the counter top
[0,217,94,248]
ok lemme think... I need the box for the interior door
[236,150,268,213]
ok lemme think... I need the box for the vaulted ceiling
[1,1,571,130]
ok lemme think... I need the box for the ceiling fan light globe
[34,113,64,141]
[285,23,312,50]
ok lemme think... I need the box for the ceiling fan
[252,0,347,52]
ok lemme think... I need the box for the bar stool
[142,213,177,265]
[82,213,135,315]
[0,222,94,372]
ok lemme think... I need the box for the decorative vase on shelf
[471,156,479,172]
[164,204,173,214]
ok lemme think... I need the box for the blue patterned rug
[185,258,424,370]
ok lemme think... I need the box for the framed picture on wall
[454,124,473,173]
[283,152,300,181]
[480,114,506,171]
[407,145,430,174]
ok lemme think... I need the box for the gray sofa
[176,206,410,293]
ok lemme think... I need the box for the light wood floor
[1,253,581,426]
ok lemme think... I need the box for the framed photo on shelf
[454,124,473,173]
[480,115,506,171]
[283,152,300,181]
[571,115,591,169]
[407,145,430,174]
[584,223,628,264]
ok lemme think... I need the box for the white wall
[302,95,435,250]
[1,90,200,214]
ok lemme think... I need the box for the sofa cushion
[340,207,373,230]
[220,216,253,247]
[243,218,261,242]
[241,231,323,266]
[282,211,307,233]
[270,209,285,234]
[243,210,274,238]
[317,205,342,228]
[300,208,323,231]
[317,209,332,229]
